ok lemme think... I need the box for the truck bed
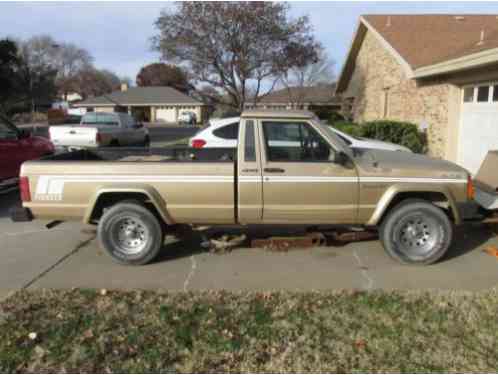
[45,147,236,163]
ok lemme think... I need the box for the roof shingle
[259,84,339,104]
[76,86,202,107]
[363,14,498,69]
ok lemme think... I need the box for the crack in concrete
[183,255,197,292]
[21,234,96,291]
[353,250,374,290]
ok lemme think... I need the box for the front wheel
[379,200,453,265]
[97,202,164,265]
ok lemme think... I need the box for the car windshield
[81,113,119,126]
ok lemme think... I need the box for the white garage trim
[458,82,498,174]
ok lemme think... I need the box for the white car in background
[189,117,412,152]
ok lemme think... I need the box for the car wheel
[109,139,120,147]
[379,199,453,265]
[97,202,164,265]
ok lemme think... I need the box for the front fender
[367,184,461,226]
[83,184,174,225]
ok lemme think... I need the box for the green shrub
[328,119,427,153]
[330,121,363,138]
[361,120,427,153]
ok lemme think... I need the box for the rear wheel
[97,202,164,265]
[379,200,453,265]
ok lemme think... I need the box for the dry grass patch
[1,289,498,372]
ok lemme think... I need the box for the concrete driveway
[2,191,498,299]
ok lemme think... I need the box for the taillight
[467,175,475,200]
[96,132,102,145]
[191,139,206,148]
[20,176,31,202]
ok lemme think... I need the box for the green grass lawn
[1,289,498,373]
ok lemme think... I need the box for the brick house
[336,15,498,173]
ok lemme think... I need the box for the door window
[213,122,239,140]
[262,121,331,162]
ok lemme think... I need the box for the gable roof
[337,14,498,92]
[74,86,202,107]
[259,84,340,104]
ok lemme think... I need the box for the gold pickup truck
[12,110,475,266]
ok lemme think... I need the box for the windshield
[81,113,119,126]
[313,120,354,159]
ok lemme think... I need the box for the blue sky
[1,1,497,83]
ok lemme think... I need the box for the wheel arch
[83,185,174,225]
[367,184,461,226]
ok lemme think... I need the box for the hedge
[331,120,427,153]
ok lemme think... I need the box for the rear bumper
[10,206,33,222]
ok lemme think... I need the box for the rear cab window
[82,113,120,126]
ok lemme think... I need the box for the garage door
[155,106,176,123]
[458,83,498,174]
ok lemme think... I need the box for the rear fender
[367,184,461,226]
[83,184,174,225]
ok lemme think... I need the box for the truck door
[237,119,264,223]
[258,119,358,224]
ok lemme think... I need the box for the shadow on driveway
[0,191,20,219]
[150,222,494,266]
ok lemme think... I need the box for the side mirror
[331,150,348,165]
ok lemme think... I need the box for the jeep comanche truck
[12,110,474,266]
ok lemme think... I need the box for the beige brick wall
[344,31,452,158]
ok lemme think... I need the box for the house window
[477,86,490,102]
[463,87,474,102]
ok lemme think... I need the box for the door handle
[264,167,285,173]
[242,168,259,173]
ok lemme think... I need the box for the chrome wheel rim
[112,217,149,255]
[395,214,440,258]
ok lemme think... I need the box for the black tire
[109,139,120,147]
[97,202,164,265]
[379,199,453,265]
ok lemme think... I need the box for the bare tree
[278,48,335,106]
[153,2,320,111]
[19,35,93,101]
[54,42,93,99]
[75,68,121,99]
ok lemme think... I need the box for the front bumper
[10,206,33,222]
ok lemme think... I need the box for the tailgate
[474,151,498,210]
[49,126,98,148]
